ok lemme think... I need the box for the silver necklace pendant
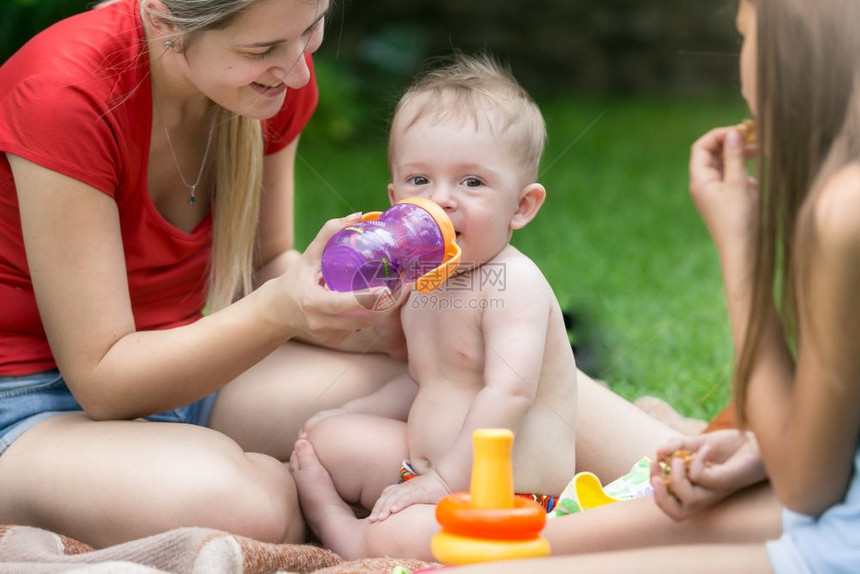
[156,92,215,209]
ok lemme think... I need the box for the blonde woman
[0,0,407,547]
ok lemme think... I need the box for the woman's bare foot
[289,439,365,558]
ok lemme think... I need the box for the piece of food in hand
[658,449,694,495]
[739,118,757,144]
[658,450,693,481]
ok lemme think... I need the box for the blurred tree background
[3,0,740,143]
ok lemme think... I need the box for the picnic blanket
[0,525,437,574]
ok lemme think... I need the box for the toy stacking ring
[435,493,545,540]
[431,530,550,565]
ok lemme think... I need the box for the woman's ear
[141,0,179,42]
[510,183,546,230]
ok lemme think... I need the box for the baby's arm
[301,372,418,436]
[434,274,549,486]
[371,264,550,520]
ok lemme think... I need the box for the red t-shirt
[0,0,319,375]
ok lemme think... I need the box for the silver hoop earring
[164,40,174,50]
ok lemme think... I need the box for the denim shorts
[0,369,218,455]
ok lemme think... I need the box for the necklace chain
[154,87,216,207]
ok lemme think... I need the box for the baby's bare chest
[403,291,487,375]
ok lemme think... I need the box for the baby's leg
[290,439,438,560]
[304,413,408,510]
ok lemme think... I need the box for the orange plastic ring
[435,493,546,540]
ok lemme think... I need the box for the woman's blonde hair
[134,0,270,312]
[733,0,860,420]
[389,52,546,182]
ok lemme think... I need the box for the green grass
[294,93,748,421]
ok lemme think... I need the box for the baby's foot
[289,439,359,550]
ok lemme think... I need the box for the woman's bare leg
[209,340,406,459]
[544,482,780,553]
[569,372,780,551]
[0,413,302,548]
[450,544,773,574]
[0,343,404,548]
[575,371,680,481]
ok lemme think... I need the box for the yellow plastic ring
[431,530,550,564]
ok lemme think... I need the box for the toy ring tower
[431,429,551,564]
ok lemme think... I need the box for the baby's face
[388,113,527,269]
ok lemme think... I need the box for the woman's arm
[11,154,383,421]
[746,166,860,516]
[255,140,408,357]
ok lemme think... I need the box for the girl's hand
[368,470,450,522]
[689,125,759,266]
[267,215,401,346]
[650,430,766,521]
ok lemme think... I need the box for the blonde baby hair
[389,52,547,183]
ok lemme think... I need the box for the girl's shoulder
[812,162,860,256]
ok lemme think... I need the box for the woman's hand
[368,470,451,523]
[319,294,409,359]
[265,214,401,347]
[650,429,767,521]
[689,125,759,266]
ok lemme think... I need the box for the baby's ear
[510,183,546,230]
[387,183,396,206]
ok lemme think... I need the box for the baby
[290,53,577,561]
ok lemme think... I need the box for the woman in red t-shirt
[0,0,408,546]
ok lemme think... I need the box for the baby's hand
[368,471,450,522]
[298,407,348,438]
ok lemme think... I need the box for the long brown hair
[733,0,860,420]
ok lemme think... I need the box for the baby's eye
[408,176,430,185]
[462,177,483,188]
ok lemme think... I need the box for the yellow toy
[430,429,551,564]
[568,471,623,509]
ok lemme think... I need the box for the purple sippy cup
[321,197,461,293]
